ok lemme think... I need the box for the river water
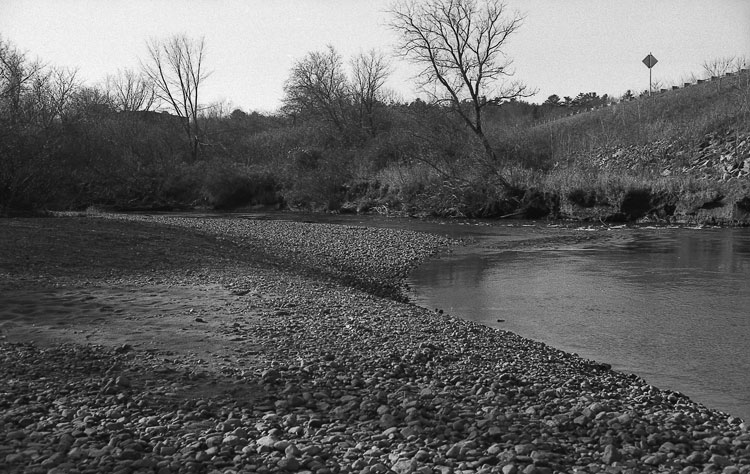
[405,222,750,421]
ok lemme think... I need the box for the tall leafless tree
[350,49,390,133]
[142,34,209,161]
[27,66,79,129]
[106,68,155,112]
[388,0,532,186]
[0,36,44,126]
[283,45,350,133]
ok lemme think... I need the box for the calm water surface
[407,225,750,421]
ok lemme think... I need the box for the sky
[1,0,749,113]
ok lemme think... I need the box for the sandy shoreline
[1,214,749,474]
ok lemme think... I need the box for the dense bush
[280,148,353,211]
[567,188,600,208]
[201,161,281,209]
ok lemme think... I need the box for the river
[405,221,750,421]
[155,211,750,420]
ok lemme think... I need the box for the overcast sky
[2,0,749,112]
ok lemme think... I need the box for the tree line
[0,0,538,215]
[4,0,744,218]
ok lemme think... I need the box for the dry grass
[492,71,750,169]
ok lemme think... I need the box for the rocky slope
[554,130,750,225]
[582,130,750,183]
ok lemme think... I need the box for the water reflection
[408,227,750,421]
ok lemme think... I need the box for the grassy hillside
[484,69,750,224]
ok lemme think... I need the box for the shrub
[619,188,653,220]
[162,163,205,204]
[200,160,281,209]
[567,188,599,208]
[280,148,353,211]
[736,196,750,212]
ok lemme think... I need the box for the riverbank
[1,214,749,474]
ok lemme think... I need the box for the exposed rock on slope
[584,130,750,182]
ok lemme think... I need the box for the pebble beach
[1,214,749,474]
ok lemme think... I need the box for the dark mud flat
[1,214,749,474]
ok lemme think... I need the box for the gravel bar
[1,214,749,474]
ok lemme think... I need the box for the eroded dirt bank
[1,215,749,474]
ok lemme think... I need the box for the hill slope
[507,69,750,224]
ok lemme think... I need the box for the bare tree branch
[0,36,45,125]
[703,56,737,79]
[106,68,155,112]
[283,45,351,132]
[25,66,79,128]
[388,0,534,183]
[350,49,391,133]
[141,34,210,161]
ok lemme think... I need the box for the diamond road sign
[643,53,658,69]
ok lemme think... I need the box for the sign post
[643,53,658,96]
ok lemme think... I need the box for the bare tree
[64,85,114,122]
[388,0,532,183]
[350,49,390,133]
[703,56,737,79]
[283,45,350,132]
[733,56,749,72]
[0,36,44,125]
[106,68,155,112]
[1,37,82,212]
[702,55,741,93]
[142,34,209,161]
[28,65,79,129]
